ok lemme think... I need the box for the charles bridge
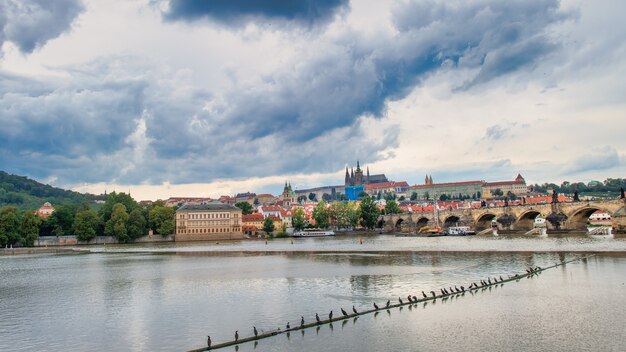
[378,198,626,233]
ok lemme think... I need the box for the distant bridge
[378,199,626,233]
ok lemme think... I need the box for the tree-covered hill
[0,170,103,210]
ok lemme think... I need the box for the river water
[1,235,625,351]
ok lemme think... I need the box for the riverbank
[0,247,81,256]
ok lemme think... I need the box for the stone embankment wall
[34,234,175,247]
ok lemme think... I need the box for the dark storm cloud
[0,0,84,53]
[392,0,570,89]
[205,0,571,143]
[163,0,348,27]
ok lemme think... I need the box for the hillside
[0,171,102,210]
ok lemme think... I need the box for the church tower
[354,160,364,186]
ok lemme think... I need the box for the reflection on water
[0,237,625,351]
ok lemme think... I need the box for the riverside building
[175,203,243,241]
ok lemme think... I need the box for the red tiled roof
[242,213,281,222]
[365,181,409,190]
[242,213,264,222]
[411,180,483,189]
[483,180,525,187]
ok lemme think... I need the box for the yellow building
[242,213,282,236]
[175,203,243,241]
[482,174,529,198]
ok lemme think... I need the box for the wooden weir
[188,255,591,351]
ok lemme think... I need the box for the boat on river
[446,226,476,236]
[417,226,446,237]
[292,229,336,238]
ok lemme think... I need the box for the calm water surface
[1,235,625,351]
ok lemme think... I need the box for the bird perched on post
[341,308,348,316]
[315,313,320,323]
[430,291,436,298]
[329,310,333,320]
[286,322,290,329]
[352,305,358,314]
[422,291,428,299]
[207,336,211,348]
[385,300,390,308]
[301,316,305,327]
[399,297,403,305]
[253,326,258,338]
[235,331,239,341]
[373,302,379,310]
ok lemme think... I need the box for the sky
[1,0,624,200]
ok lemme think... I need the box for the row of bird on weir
[205,266,544,349]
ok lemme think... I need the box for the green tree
[359,196,380,230]
[439,194,448,201]
[506,191,517,201]
[297,195,307,203]
[0,206,21,246]
[127,208,147,240]
[492,188,504,197]
[48,204,76,236]
[308,193,316,201]
[99,192,137,223]
[385,200,402,214]
[424,192,430,200]
[329,201,360,229]
[149,205,175,236]
[73,209,100,242]
[105,203,129,243]
[410,192,418,201]
[262,216,275,234]
[313,200,330,229]
[384,192,396,201]
[20,211,40,247]
[329,202,349,229]
[235,201,253,215]
[253,197,260,206]
[291,208,307,231]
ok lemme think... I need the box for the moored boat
[446,226,476,236]
[292,229,336,237]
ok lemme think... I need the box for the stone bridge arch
[516,210,544,230]
[415,216,430,230]
[395,218,405,232]
[565,206,609,230]
[475,213,497,230]
[443,215,461,228]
